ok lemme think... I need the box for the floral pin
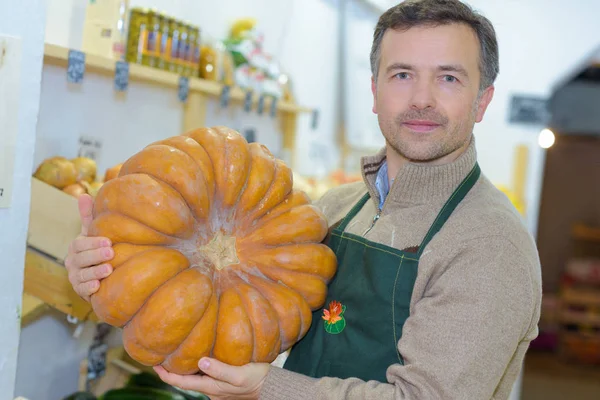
[322,300,346,334]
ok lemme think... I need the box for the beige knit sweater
[260,139,542,400]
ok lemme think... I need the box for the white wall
[0,0,46,398]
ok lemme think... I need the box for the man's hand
[64,194,114,302]
[154,358,270,400]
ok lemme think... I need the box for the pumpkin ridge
[157,143,213,221]
[93,209,190,242]
[235,278,282,362]
[95,173,195,239]
[233,148,278,226]
[230,280,259,361]
[242,160,294,226]
[243,243,337,282]
[158,283,216,365]
[245,274,306,352]
[161,292,219,374]
[251,190,311,230]
[91,248,189,328]
[127,269,213,357]
[123,327,167,365]
[149,136,216,206]
[255,276,296,352]
[257,266,327,310]
[89,211,178,245]
[125,169,203,226]
[110,244,159,269]
[246,256,328,284]
[121,145,211,222]
[234,144,277,216]
[119,266,180,330]
[224,132,253,211]
[240,160,279,221]
[195,127,250,210]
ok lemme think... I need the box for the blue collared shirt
[374,160,392,210]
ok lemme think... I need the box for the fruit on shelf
[34,157,78,189]
[104,163,123,182]
[71,157,97,183]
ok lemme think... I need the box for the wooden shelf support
[24,248,97,322]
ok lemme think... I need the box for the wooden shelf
[43,43,312,114]
[572,224,600,243]
[21,293,49,326]
[24,247,97,322]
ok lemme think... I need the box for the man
[65,0,542,398]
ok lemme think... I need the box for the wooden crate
[21,178,93,323]
[27,177,81,262]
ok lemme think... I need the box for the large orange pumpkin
[89,126,337,374]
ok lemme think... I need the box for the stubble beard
[380,98,480,163]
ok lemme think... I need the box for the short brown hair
[370,0,499,91]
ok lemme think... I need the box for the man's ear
[475,85,494,123]
[371,76,377,114]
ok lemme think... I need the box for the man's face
[372,23,494,163]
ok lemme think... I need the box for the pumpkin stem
[200,231,240,271]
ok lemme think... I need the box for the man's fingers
[68,246,114,272]
[76,264,112,284]
[75,280,100,300]
[154,366,212,392]
[69,236,112,254]
[199,357,244,387]
[154,365,241,396]
[78,194,94,236]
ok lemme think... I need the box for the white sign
[78,135,103,161]
[0,35,22,208]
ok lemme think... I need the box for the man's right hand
[65,194,114,302]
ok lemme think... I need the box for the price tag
[114,61,129,92]
[78,136,103,161]
[270,96,278,117]
[178,77,189,102]
[220,85,231,108]
[257,94,266,115]
[311,109,320,130]
[67,49,86,83]
[244,90,253,112]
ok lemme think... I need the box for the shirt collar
[375,160,391,210]
[361,135,478,208]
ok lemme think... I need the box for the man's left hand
[153,357,270,400]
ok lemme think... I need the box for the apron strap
[336,192,371,232]
[417,163,481,257]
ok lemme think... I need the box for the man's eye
[394,72,409,79]
[443,75,457,83]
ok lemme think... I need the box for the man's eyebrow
[385,63,414,74]
[385,63,469,78]
[439,64,469,78]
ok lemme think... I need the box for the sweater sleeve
[259,236,541,400]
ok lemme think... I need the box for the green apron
[283,163,481,382]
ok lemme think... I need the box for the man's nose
[410,80,436,110]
